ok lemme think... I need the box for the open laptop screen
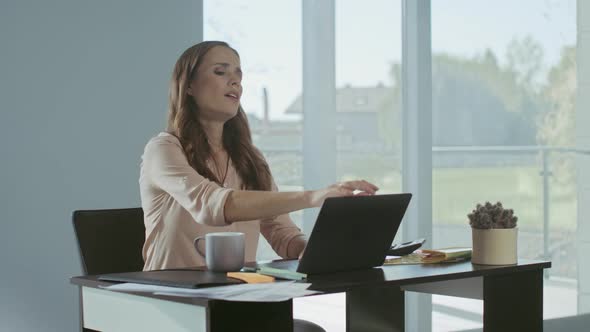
[263,193,412,275]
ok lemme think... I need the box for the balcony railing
[260,145,590,279]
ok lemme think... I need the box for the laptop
[261,193,412,275]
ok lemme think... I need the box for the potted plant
[468,201,518,265]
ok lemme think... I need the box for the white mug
[194,232,245,272]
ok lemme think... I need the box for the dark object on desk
[387,238,426,256]
[98,270,243,288]
[298,193,411,274]
[264,193,412,275]
[72,207,325,332]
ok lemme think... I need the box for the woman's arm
[144,134,233,227]
[144,133,378,225]
[224,180,378,223]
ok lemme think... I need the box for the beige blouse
[139,132,306,271]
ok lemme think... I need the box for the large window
[204,0,303,260]
[205,1,580,330]
[431,0,577,329]
[335,0,402,196]
[205,0,403,259]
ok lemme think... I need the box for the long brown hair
[166,41,271,191]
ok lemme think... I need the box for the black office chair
[72,207,325,332]
[73,208,145,275]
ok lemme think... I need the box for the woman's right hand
[307,180,379,208]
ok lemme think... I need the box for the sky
[204,0,577,121]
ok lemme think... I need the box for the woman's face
[188,46,243,122]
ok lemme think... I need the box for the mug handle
[194,236,206,257]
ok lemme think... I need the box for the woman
[140,41,378,270]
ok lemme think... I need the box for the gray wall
[0,1,201,331]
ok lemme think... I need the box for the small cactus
[468,201,518,229]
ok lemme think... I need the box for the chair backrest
[72,208,145,275]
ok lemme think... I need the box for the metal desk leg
[346,285,405,332]
[483,270,543,332]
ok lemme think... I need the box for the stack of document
[416,247,472,263]
[103,281,319,302]
[384,247,472,265]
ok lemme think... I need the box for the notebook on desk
[98,269,244,289]
[261,193,412,275]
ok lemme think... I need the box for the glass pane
[205,2,403,330]
[431,0,577,330]
[204,0,302,260]
[335,0,403,195]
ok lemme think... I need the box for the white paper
[101,281,320,302]
[101,283,181,293]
